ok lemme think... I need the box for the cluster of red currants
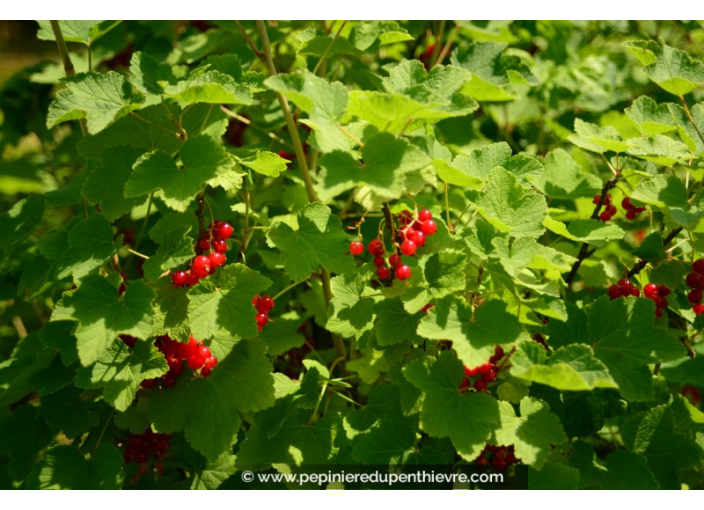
[459,346,504,392]
[141,334,218,389]
[607,278,641,300]
[621,197,646,220]
[171,220,234,287]
[476,444,519,471]
[595,193,617,222]
[685,259,704,315]
[253,295,275,331]
[349,208,438,283]
[122,428,171,479]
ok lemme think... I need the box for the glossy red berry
[349,241,364,256]
[396,264,411,280]
[418,209,433,222]
[204,356,218,369]
[406,229,426,247]
[626,209,637,220]
[209,251,226,268]
[608,285,622,300]
[256,296,275,313]
[474,379,486,391]
[389,254,401,267]
[256,313,269,330]
[214,222,234,240]
[368,239,385,256]
[187,355,205,370]
[693,259,704,275]
[212,239,228,253]
[694,304,704,315]
[688,290,703,304]
[198,237,211,250]
[643,283,658,298]
[171,270,188,287]
[200,367,211,378]
[400,240,417,256]
[192,255,211,279]
[687,272,704,290]
[197,346,211,359]
[421,220,437,236]
[377,266,390,280]
[621,197,633,210]
[373,255,385,267]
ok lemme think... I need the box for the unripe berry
[396,264,411,280]
[349,241,364,256]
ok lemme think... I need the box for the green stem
[272,280,304,301]
[313,20,347,75]
[444,182,453,234]
[50,20,87,135]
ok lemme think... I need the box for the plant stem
[195,193,206,239]
[627,227,683,278]
[256,20,345,360]
[434,23,460,67]
[313,21,347,76]
[220,106,294,149]
[444,182,453,234]
[680,95,704,146]
[92,409,115,458]
[382,202,398,254]
[235,21,265,60]
[430,20,446,65]
[129,112,182,138]
[50,21,87,135]
[272,280,305,301]
[255,21,318,204]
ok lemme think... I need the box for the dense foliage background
[1,20,704,490]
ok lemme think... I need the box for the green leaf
[51,275,155,366]
[317,132,431,203]
[631,174,704,229]
[36,20,120,45]
[495,397,567,469]
[187,263,272,340]
[625,96,677,136]
[418,297,523,368]
[626,134,693,166]
[47,72,143,134]
[75,341,168,412]
[26,444,124,489]
[81,147,145,221]
[326,267,380,338]
[589,296,685,401]
[267,202,356,282]
[189,452,237,490]
[56,214,119,282]
[265,70,347,125]
[36,386,101,438]
[236,151,289,178]
[493,236,577,277]
[350,21,413,52]
[528,462,580,490]
[567,119,629,153]
[129,51,176,97]
[476,167,548,238]
[543,217,625,248]
[403,351,501,460]
[142,226,195,282]
[374,298,423,346]
[125,135,237,212]
[535,148,603,199]
[569,441,659,489]
[0,194,44,251]
[165,70,254,106]
[625,41,704,96]
[149,339,274,461]
[511,342,618,392]
[0,405,54,481]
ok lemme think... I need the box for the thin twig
[680,95,704,146]
[50,20,87,135]
[235,20,265,60]
[627,227,683,278]
[313,21,347,76]
[434,23,460,67]
[220,106,294,149]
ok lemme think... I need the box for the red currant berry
[396,264,412,280]
[400,240,417,256]
[490,345,504,363]
[474,379,487,391]
[398,210,413,225]
[621,197,633,210]
[373,255,386,267]
[644,283,658,298]
[406,229,426,247]
[204,356,218,369]
[608,284,622,299]
[192,255,211,279]
[688,290,703,304]
[256,296,275,313]
[134,451,148,464]
[693,259,704,275]
[418,209,433,222]
[421,220,437,236]
[599,211,611,222]
[687,272,704,290]
[171,270,188,287]
[256,313,269,330]
[209,251,226,268]
[212,239,228,253]
[368,239,385,256]
[459,378,471,390]
[169,362,184,377]
[197,346,211,359]
[694,303,704,315]
[201,367,211,378]
[198,237,211,250]
[477,362,492,376]
[187,355,205,370]
[626,209,637,220]
[214,222,234,240]
[141,378,158,389]
[349,241,364,256]
[465,366,479,377]
[163,374,177,387]
[657,285,671,297]
[185,270,200,286]
[389,254,401,267]
[376,266,390,280]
